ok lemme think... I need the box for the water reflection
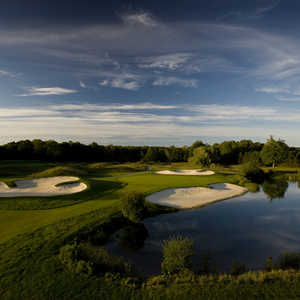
[262,177,288,200]
[106,179,300,275]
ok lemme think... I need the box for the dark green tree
[260,136,289,168]
[121,192,146,223]
[189,146,212,167]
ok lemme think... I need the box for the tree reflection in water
[262,177,288,201]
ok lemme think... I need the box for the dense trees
[0,137,299,168]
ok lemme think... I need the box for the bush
[121,192,146,223]
[241,162,265,183]
[275,252,300,270]
[244,182,259,193]
[58,243,79,267]
[231,261,247,276]
[58,242,93,276]
[161,236,194,274]
[79,242,132,275]
[265,256,273,272]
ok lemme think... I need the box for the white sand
[146,183,248,209]
[156,169,215,175]
[0,176,87,197]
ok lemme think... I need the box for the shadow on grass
[0,178,126,210]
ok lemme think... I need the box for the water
[106,179,300,274]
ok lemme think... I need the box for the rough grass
[30,166,88,178]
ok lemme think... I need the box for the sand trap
[146,183,248,209]
[0,176,87,197]
[156,169,215,176]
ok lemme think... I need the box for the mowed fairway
[0,163,231,245]
[0,199,117,244]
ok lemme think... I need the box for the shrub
[241,162,265,183]
[244,182,259,193]
[58,242,93,276]
[265,256,273,272]
[161,236,194,274]
[231,261,247,276]
[58,243,79,267]
[79,242,132,275]
[121,191,146,223]
[275,252,300,270]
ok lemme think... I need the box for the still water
[107,179,300,274]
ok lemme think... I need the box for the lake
[106,178,300,275]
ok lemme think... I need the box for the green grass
[1,160,300,299]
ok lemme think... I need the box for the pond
[106,178,300,275]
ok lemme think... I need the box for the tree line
[0,137,299,166]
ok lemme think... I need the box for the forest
[0,137,299,167]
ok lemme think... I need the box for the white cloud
[51,103,178,111]
[138,53,192,70]
[277,96,300,102]
[0,69,17,78]
[2,103,300,145]
[18,87,77,96]
[111,78,140,91]
[255,87,289,94]
[122,13,158,27]
[79,81,86,88]
[99,73,141,91]
[153,77,198,88]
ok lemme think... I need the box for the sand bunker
[156,169,215,176]
[146,183,248,209]
[0,176,87,197]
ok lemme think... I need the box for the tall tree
[260,136,289,168]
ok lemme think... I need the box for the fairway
[0,166,232,244]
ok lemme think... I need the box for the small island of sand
[0,176,87,197]
[146,183,248,209]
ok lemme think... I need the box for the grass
[1,160,300,299]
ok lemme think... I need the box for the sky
[1,0,300,146]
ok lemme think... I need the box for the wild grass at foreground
[2,210,300,300]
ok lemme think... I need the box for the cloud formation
[18,87,77,96]
[1,102,299,145]
[153,77,198,88]
[138,53,192,70]
[122,13,158,27]
[99,73,141,90]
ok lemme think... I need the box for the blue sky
[1,0,300,146]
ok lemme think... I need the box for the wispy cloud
[255,87,289,94]
[51,103,178,111]
[277,96,300,102]
[153,77,198,88]
[122,13,158,27]
[256,0,281,16]
[18,87,77,96]
[138,53,192,70]
[79,81,86,88]
[1,103,300,145]
[218,0,280,21]
[99,73,141,91]
[0,69,17,78]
